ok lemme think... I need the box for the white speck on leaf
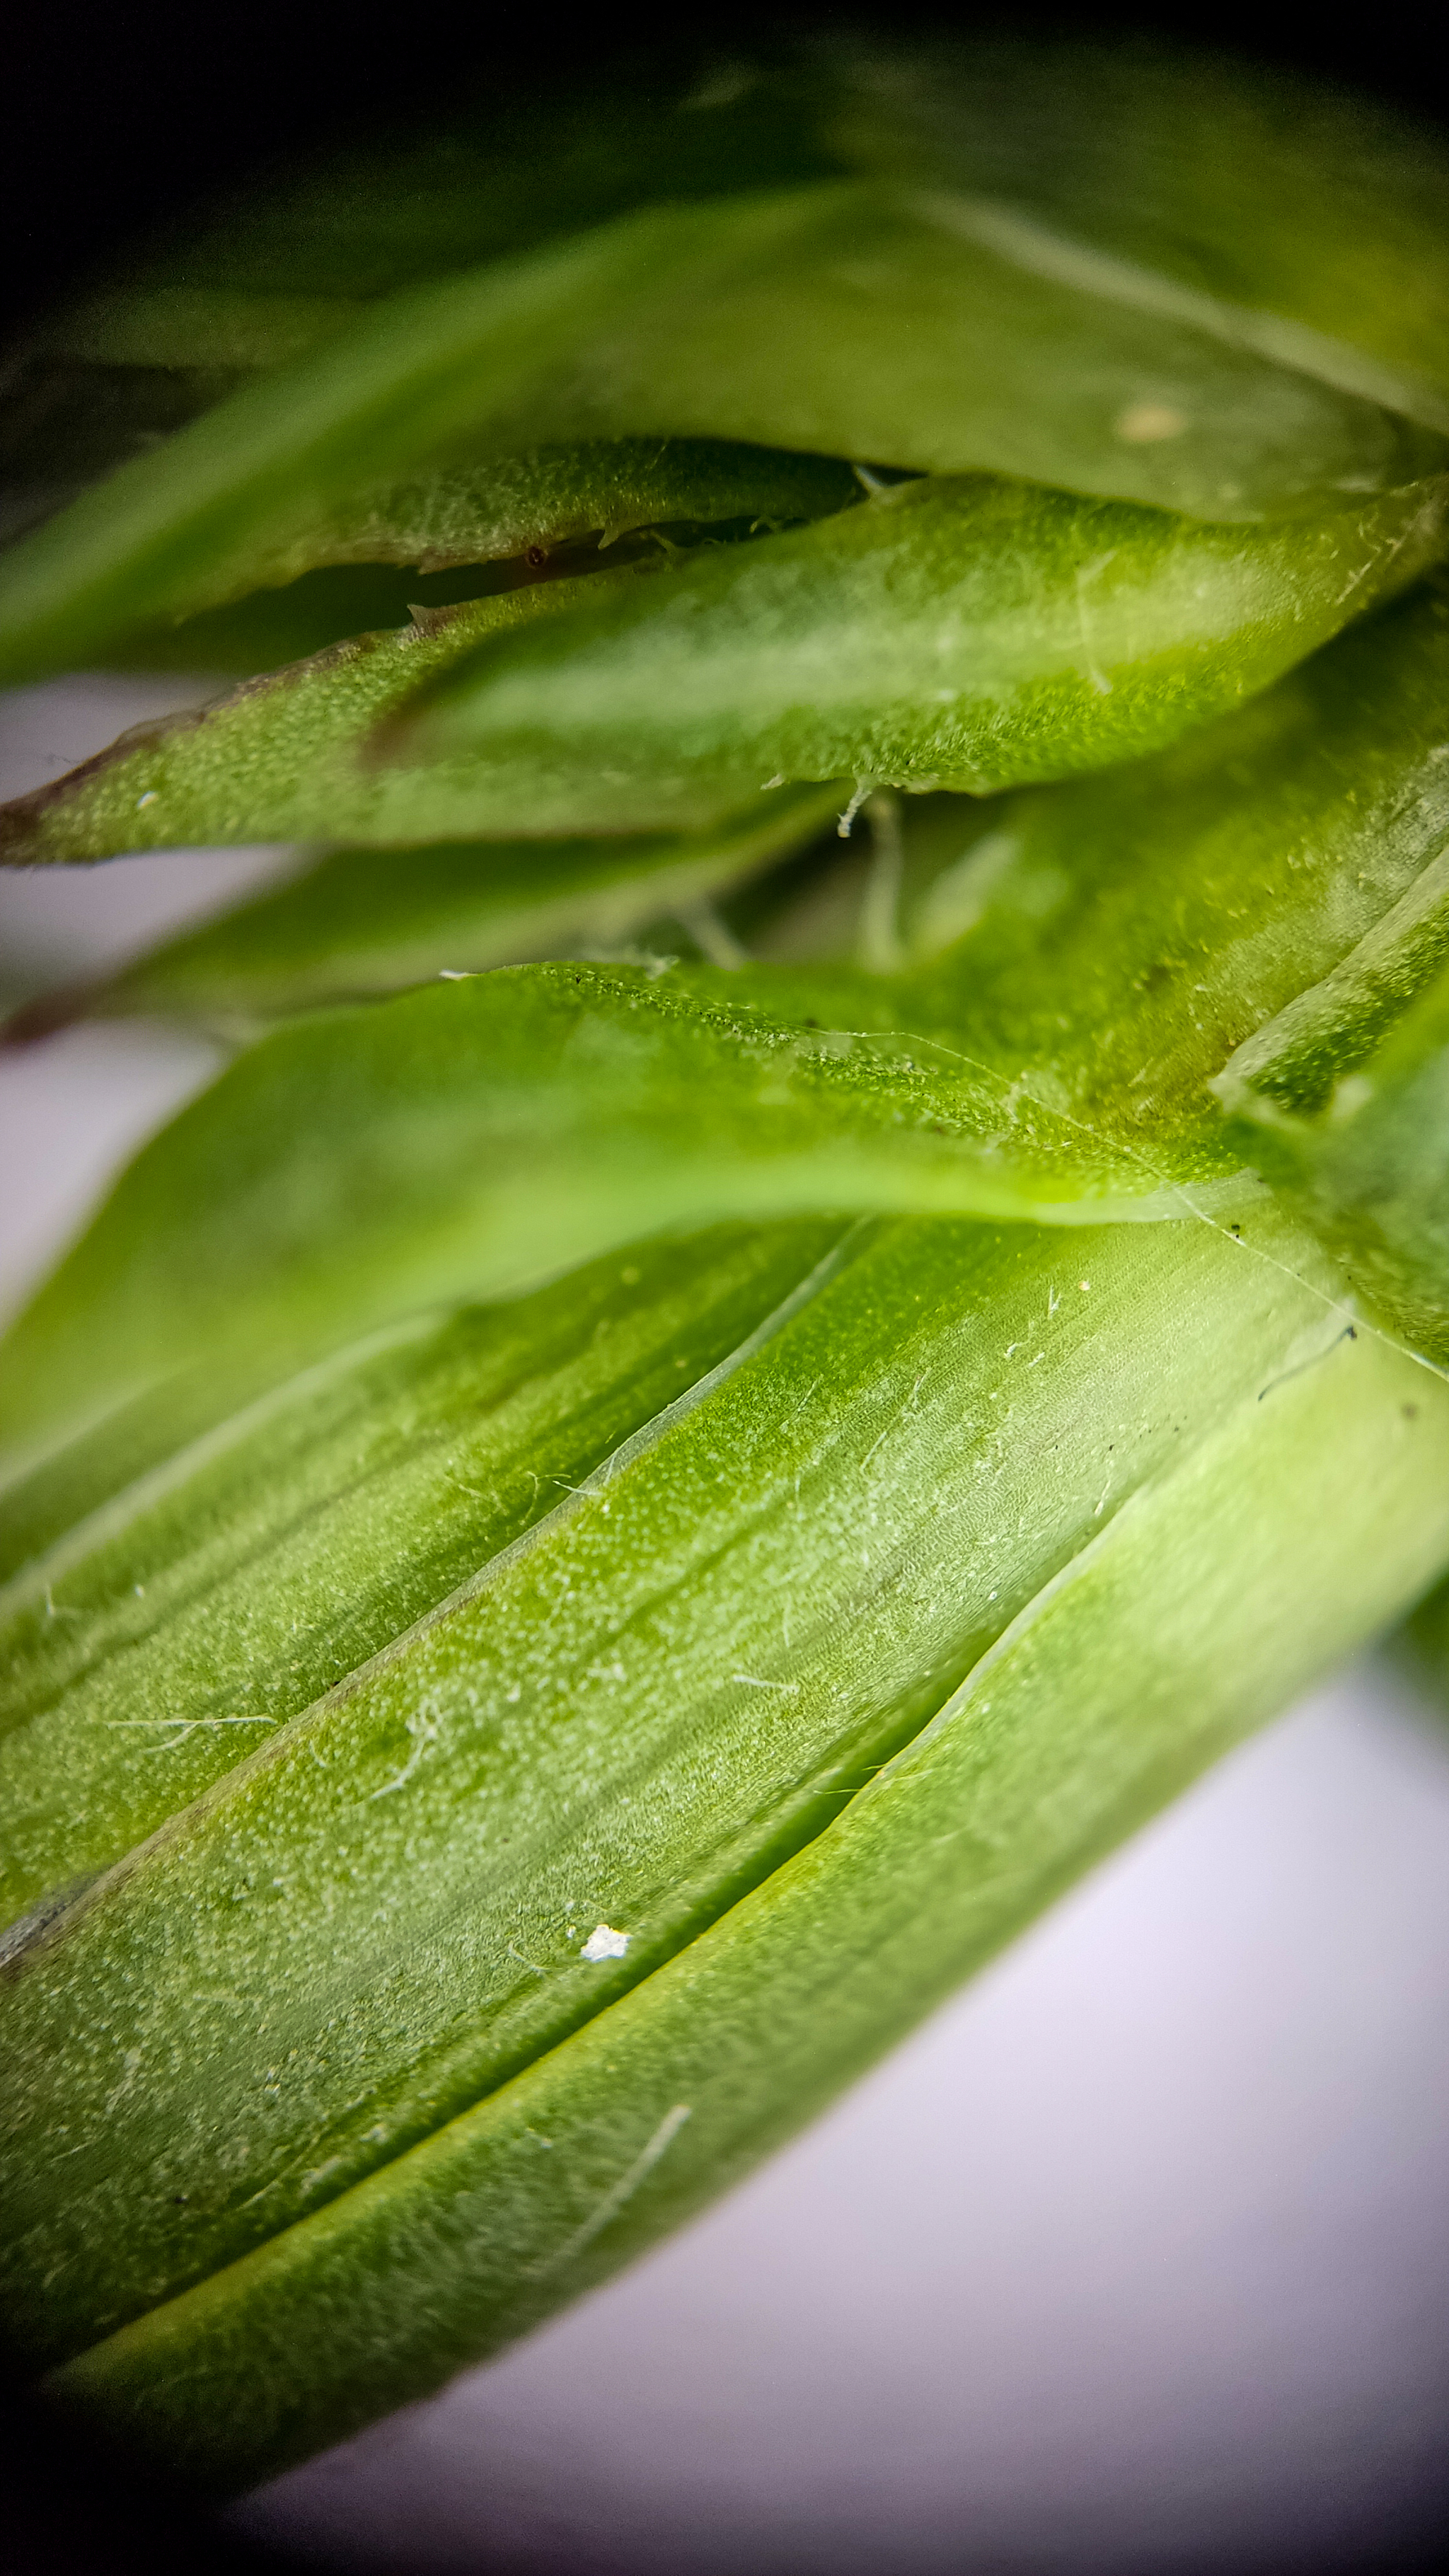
[582,1924,630,1961]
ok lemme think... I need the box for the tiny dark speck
[526,545,549,567]
[1404,1403,1420,1420]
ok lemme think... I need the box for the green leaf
[39,1276,1449,2485]
[0,1223,838,1929]
[3,790,841,1038]
[6,475,1443,860]
[0,60,845,544]
[0,964,1184,1482]
[12,577,1449,1472]
[147,439,863,613]
[0,569,676,861]
[1217,952,1449,1365]
[0,1199,1387,2364]
[52,436,858,682]
[833,39,1449,432]
[4,165,1445,687]
[391,470,1449,825]
[887,577,1449,1174]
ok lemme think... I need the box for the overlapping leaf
[4,161,1448,689]
[39,1263,1449,2479]
[21,39,1449,509]
[0,1199,1390,2365]
[9,577,1449,1479]
[2,790,841,1037]
[6,473,1444,859]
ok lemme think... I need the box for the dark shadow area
[4,2366,1449,2576]
[7,4,1449,338]
[0,2366,291,2575]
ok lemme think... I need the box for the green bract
[1,790,843,1037]
[4,30,1449,2502]
[8,471,1443,858]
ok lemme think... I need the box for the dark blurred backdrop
[7,1,1449,341]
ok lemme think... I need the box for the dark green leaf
[4,171,1445,687]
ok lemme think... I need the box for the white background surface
[247,1677,1449,2575]
[4,678,1448,2572]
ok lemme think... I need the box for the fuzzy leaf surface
[4,476,1443,860]
[0,1203,1375,2361]
[0,1225,838,1927]
[11,579,1449,1470]
[45,1304,1449,2486]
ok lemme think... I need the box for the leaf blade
[0,1201,1374,2361]
[6,475,1443,860]
[5,163,1446,686]
[44,1298,1449,2488]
